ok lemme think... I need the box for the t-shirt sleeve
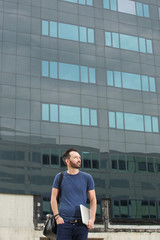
[87,174,95,191]
[52,173,61,189]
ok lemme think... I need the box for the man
[51,148,97,240]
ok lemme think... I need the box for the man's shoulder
[79,171,92,178]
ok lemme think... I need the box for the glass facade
[1,0,160,221]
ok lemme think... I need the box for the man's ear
[65,159,69,165]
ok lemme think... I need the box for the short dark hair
[62,148,78,165]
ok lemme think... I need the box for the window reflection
[42,61,96,84]
[105,31,153,54]
[42,103,98,127]
[107,70,156,93]
[109,111,159,133]
[112,199,159,219]
[42,20,94,44]
[104,0,150,18]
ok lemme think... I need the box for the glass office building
[1,0,160,220]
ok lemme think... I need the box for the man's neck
[67,168,79,175]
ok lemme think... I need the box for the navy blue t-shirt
[52,171,95,221]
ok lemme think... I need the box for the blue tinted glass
[59,63,79,81]
[116,112,124,129]
[124,113,144,131]
[88,28,94,43]
[146,40,153,54]
[149,77,156,92]
[59,23,78,41]
[109,112,115,128]
[136,2,143,16]
[50,62,57,78]
[79,0,85,4]
[110,0,117,11]
[42,20,48,35]
[80,27,87,42]
[90,110,97,126]
[50,104,58,122]
[50,21,57,37]
[144,116,152,132]
[112,33,119,48]
[42,61,49,77]
[105,32,111,46]
[81,66,88,83]
[159,8,160,20]
[107,71,113,86]
[89,68,96,83]
[144,4,149,17]
[82,108,89,125]
[64,0,77,2]
[142,75,149,91]
[122,72,141,90]
[120,34,138,52]
[139,38,146,53]
[42,104,49,121]
[152,117,159,133]
[103,0,109,9]
[114,71,121,87]
[87,0,92,6]
[59,105,80,125]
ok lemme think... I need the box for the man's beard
[70,161,81,169]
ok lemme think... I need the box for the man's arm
[50,188,64,224]
[87,189,97,229]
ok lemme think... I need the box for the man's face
[68,151,81,169]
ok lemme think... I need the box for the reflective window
[109,111,115,128]
[83,152,91,169]
[107,70,156,93]
[82,108,90,125]
[42,61,96,84]
[63,0,93,6]
[59,63,79,82]
[50,104,58,122]
[50,21,57,37]
[42,20,94,44]
[136,2,149,18]
[104,0,149,18]
[108,111,159,133]
[42,104,98,126]
[122,72,141,90]
[89,68,96,83]
[112,199,159,220]
[152,117,159,133]
[112,33,119,48]
[120,34,138,52]
[50,62,57,79]
[116,112,123,129]
[42,61,49,77]
[42,104,49,121]
[42,21,48,35]
[88,29,94,43]
[59,23,78,41]
[105,31,153,54]
[159,8,160,20]
[124,113,144,131]
[60,105,81,125]
[91,109,98,126]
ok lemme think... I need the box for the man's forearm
[51,198,59,216]
[90,198,97,221]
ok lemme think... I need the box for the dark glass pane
[42,154,50,165]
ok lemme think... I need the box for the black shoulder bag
[43,172,64,239]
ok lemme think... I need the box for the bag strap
[57,172,64,201]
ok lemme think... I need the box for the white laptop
[80,204,91,226]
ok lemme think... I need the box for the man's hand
[56,216,64,225]
[87,219,94,229]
